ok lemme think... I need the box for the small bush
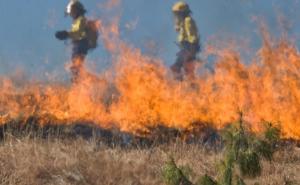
[161,116,281,185]
[162,157,192,185]
[219,115,279,184]
[238,150,261,178]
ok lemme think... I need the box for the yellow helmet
[172,1,190,13]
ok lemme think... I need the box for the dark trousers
[71,39,89,83]
[171,42,200,80]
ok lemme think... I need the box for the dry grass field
[0,133,299,185]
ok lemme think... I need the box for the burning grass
[1,14,300,140]
[2,31,300,139]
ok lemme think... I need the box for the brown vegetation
[0,134,299,185]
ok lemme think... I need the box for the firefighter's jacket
[176,16,199,45]
[69,16,87,41]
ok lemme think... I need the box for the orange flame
[1,5,300,139]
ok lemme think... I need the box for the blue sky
[0,0,299,80]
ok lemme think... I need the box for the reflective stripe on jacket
[69,16,87,41]
[177,16,199,45]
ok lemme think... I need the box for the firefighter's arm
[68,17,86,40]
[55,31,68,40]
[184,17,198,43]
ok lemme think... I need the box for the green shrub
[238,150,261,178]
[162,157,192,185]
[161,115,280,185]
[219,115,279,184]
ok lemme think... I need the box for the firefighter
[55,0,89,83]
[171,1,200,80]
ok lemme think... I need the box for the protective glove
[55,31,69,40]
